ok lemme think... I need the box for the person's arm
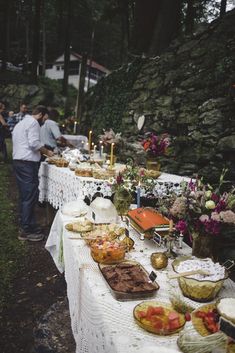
[57,135,75,148]
[0,114,7,127]
[28,120,53,157]
[50,122,74,148]
[39,146,54,157]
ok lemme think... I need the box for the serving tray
[98,260,159,301]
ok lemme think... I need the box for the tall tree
[149,0,182,55]
[31,0,42,81]
[130,0,160,54]
[220,0,227,17]
[1,0,11,71]
[63,0,72,112]
[185,0,195,34]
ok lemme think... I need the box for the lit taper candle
[110,143,115,167]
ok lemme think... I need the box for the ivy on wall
[81,58,144,136]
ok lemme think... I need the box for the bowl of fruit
[90,239,126,264]
[133,301,186,335]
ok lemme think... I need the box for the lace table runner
[45,213,235,353]
[39,162,192,209]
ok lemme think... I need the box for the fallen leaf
[36,282,43,287]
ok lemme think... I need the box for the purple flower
[175,220,188,234]
[188,179,196,191]
[200,218,221,235]
[211,193,220,202]
[142,132,170,157]
[215,199,227,213]
[116,173,123,185]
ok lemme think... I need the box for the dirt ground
[0,163,75,353]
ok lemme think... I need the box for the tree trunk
[185,0,195,34]
[149,0,182,56]
[220,0,227,18]
[56,0,64,53]
[130,0,160,54]
[62,0,72,102]
[41,19,46,76]
[25,20,30,73]
[87,28,95,90]
[76,52,87,122]
[1,0,11,72]
[32,0,42,81]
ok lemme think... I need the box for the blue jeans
[0,129,7,161]
[13,160,40,231]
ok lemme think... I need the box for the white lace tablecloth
[46,212,235,353]
[39,162,192,209]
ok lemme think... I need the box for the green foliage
[83,58,144,134]
[0,163,27,311]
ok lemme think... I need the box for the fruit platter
[133,301,186,335]
[191,303,219,336]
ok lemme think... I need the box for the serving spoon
[168,269,211,279]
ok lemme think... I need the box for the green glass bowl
[172,256,228,302]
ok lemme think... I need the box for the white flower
[199,214,209,222]
[205,190,212,199]
[205,200,216,209]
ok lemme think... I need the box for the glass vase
[192,233,216,260]
[113,189,132,216]
[146,158,161,171]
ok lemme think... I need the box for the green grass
[0,140,27,310]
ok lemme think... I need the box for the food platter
[191,303,219,336]
[134,300,186,335]
[99,260,159,301]
[65,219,94,233]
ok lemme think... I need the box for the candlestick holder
[164,232,177,259]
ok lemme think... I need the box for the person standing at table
[0,102,8,163]
[40,108,73,151]
[15,103,28,123]
[8,103,28,132]
[12,105,54,242]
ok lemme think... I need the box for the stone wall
[0,78,76,112]
[81,10,235,183]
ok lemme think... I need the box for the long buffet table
[46,211,235,353]
[39,162,192,209]
[42,162,235,352]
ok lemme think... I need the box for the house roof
[55,52,110,74]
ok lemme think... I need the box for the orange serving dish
[127,207,170,232]
[127,208,170,240]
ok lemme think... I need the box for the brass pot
[151,252,168,270]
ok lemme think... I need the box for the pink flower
[199,214,209,222]
[211,212,220,222]
[219,210,235,224]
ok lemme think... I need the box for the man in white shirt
[12,105,54,242]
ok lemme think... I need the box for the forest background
[1,0,235,85]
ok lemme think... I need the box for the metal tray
[98,260,160,301]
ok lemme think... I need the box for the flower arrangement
[169,170,235,239]
[142,132,170,158]
[99,128,122,146]
[110,173,133,215]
